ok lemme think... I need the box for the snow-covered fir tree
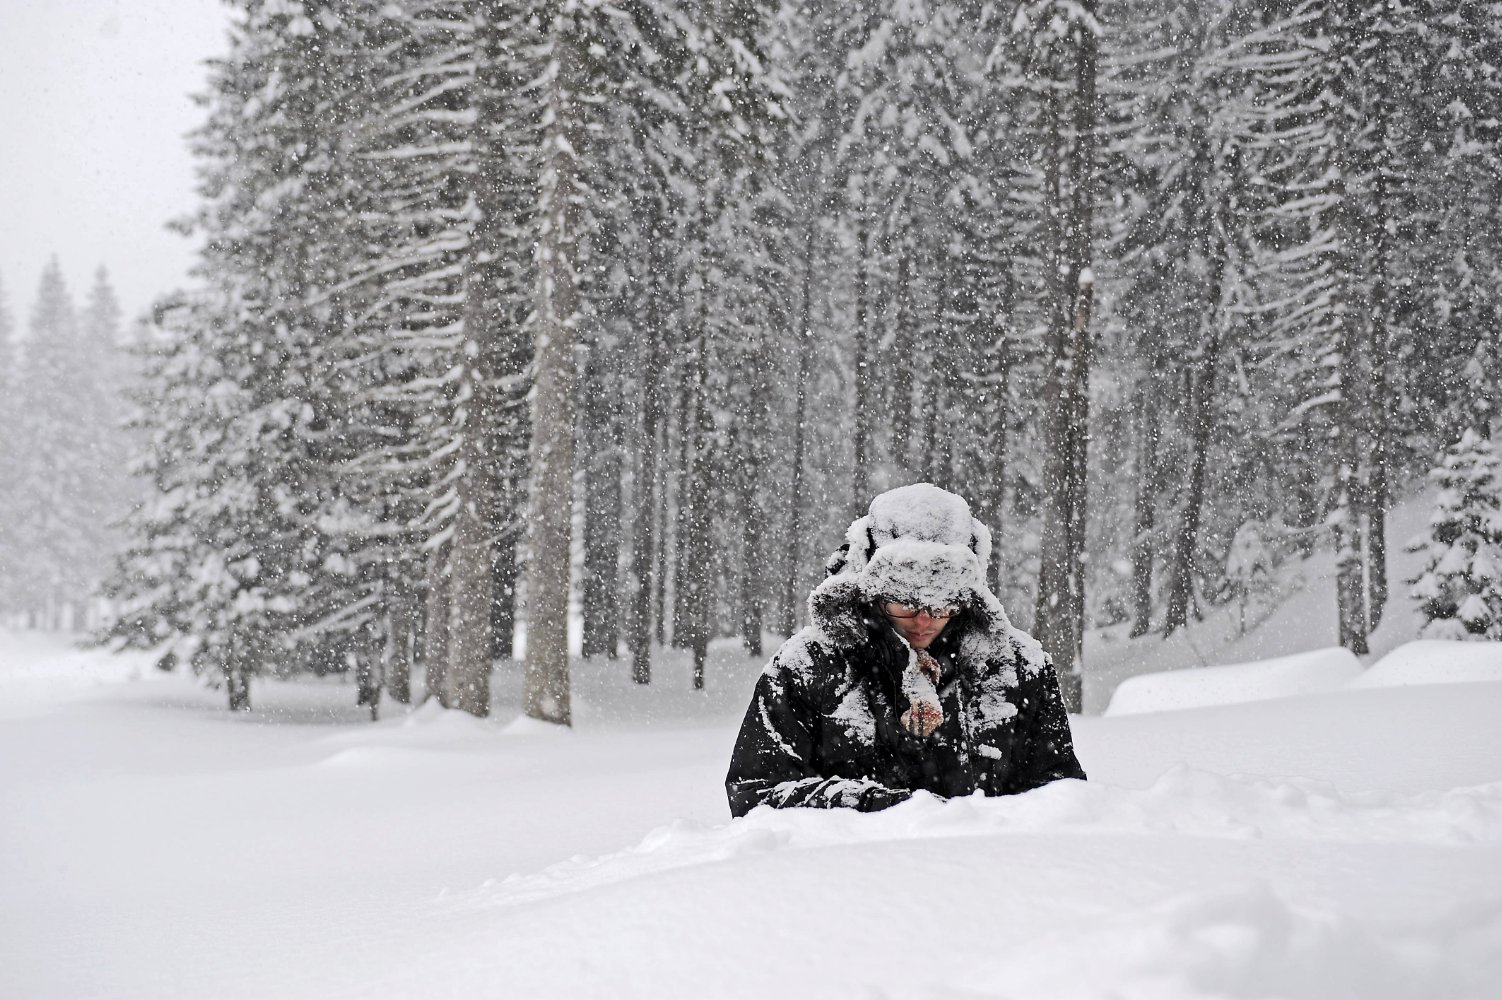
[1409,429,1502,640]
[0,272,18,617]
[98,0,1502,716]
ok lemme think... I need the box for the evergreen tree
[991,0,1102,710]
[0,272,18,616]
[13,260,85,627]
[101,0,1502,713]
[1409,430,1502,640]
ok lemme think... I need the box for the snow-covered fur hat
[826,483,991,609]
[809,482,1046,677]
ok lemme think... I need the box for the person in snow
[726,483,1085,816]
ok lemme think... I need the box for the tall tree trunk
[444,290,502,715]
[779,219,816,636]
[386,595,414,705]
[738,293,768,658]
[355,623,381,721]
[851,180,873,506]
[523,10,580,726]
[652,440,669,645]
[739,467,764,658]
[1163,131,1226,637]
[979,332,1011,592]
[891,244,915,468]
[446,504,495,716]
[226,663,251,713]
[489,527,518,660]
[1033,11,1098,713]
[581,341,622,659]
[669,339,698,649]
[1162,357,1219,635]
[1329,0,1382,656]
[627,207,667,684]
[1364,97,1393,630]
[674,190,717,688]
[421,546,451,703]
[1129,348,1162,637]
[442,6,525,718]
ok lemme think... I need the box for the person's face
[881,602,956,650]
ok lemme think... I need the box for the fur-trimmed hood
[807,484,1048,676]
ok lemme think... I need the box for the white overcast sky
[0,0,230,327]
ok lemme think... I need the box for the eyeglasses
[882,602,959,621]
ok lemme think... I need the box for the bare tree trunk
[652,445,669,645]
[669,188,718,689]
[1034,81,1073,681]
[1129,358,1162,637]
[386,596,414,705]
[225,642,251,712]
[1033,11,1098,713]
[627,396,660,682]
[442,5,525,718]
[1162,359,1218,635]
[739,479,764,659]
[523,11,579,725]
[627,211,667,683]
[1163,134,1226,636]
[446,506,495,716]
[851,180,873,506]
[1329,0,1385,656]
[891,245,915,468]
[421,547,451,703]
[779,220,816,636]
[489,528,518,660]
[684,284,715,690]
[581,341,622,659]
[355,623,381,721]
[978,331,1011,592]
[1365,99,1393,630]
[670,348,694,648]
[227,668,251,712]
[738,287,769,658]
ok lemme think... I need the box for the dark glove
[859,784,914,812]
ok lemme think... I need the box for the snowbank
[5,628,1502,1000]
[1105,648,1362,716]
[491,767,1502,907]
[1082,492,1437,713]
[1352,640,1502,688]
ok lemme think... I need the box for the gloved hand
[901,701,944,738]
[858,784,913,812]
[900,649,944,738]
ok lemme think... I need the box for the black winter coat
[725,609,1086,817]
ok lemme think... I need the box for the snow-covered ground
[2,626,1500,999]
[1081,492,1437,712]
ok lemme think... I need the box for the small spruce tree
[1408,430,1502,640]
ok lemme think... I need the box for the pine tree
[0,272,18,617]
[13,260,91,627]
[1409,430,1502,640]
[993,0,1102,710]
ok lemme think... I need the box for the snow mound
[400,698,495,732]
[1351,640,1502,688]
[1105,648,1361,716]
[500,714,572,737]
[980,883,1502,1000]
[480,767,1502,909]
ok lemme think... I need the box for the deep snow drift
[2,629,1500,999]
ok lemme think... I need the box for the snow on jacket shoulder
[725,612,1086,818]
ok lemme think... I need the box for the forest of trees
[91,0,1502,717]
[0,262,137,631]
